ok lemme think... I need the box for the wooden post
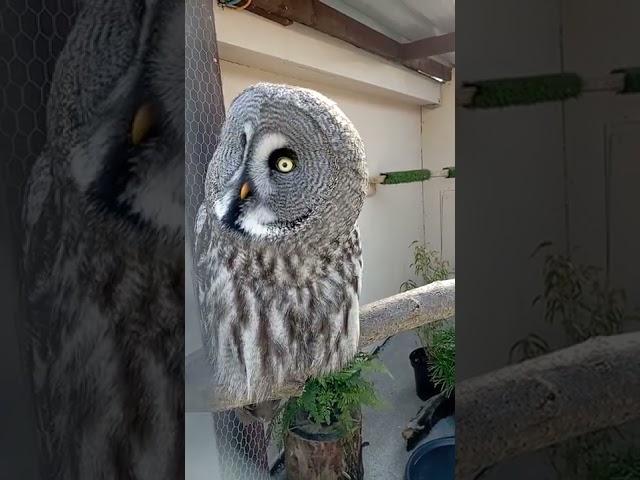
[284,412,364,480]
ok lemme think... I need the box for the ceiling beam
[400,32,455,60]
[405,57,453,81]
[238,0,452,81]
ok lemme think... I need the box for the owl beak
[239,182,251,201]
[131,103,155,145]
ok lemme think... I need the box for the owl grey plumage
[194,83,368,409]
[23,1,184,478]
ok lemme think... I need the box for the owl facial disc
[206,83,368,244]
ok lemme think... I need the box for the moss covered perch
[367,167,455,195]
[381,169,431,184]
[458,69,640,108]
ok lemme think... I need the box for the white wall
[214,6,441,106]
[422,71,456,271]
[219,60,429,304]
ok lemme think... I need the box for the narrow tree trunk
[284,419,363,480]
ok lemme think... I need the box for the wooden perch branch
[455,331,640,479]
[186,279,455,412]
[359,279,455,349]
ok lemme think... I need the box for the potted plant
[276,353,386,480]
[403,326,456,478]
[400,241,454,400]
[411,323,455,400]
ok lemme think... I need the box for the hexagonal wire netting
[186,1,273,478]
[0,0,77,244]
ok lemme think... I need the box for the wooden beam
[400,32,455,60]
[186,279,455,412]
[240,0,452,81]
[405,57,452,81]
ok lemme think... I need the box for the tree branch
[456,331,640,478]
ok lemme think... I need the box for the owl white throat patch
[213,131,291,238]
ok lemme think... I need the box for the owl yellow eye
[275,156,296,173]
[269,147,298,173]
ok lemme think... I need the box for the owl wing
[23,152,55,278]
[193,202,215,323]
[22,149,69,355]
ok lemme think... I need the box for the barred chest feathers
[196,209,363,401]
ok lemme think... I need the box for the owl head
[43,0,184,244]
[204,83,368,247]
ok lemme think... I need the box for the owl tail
[237,399,285,425]
[235,399,287,460]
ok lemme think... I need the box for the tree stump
[284,415,363,480]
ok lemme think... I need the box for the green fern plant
[280,353,387,437]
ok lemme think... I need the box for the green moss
[382,169,431,184]
[444,166,455,178]
[466,73,583,108]
[613,67,640,93]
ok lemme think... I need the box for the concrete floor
[362,330,426,480]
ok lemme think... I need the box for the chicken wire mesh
[186,1,273,478]
[0,0,78,243]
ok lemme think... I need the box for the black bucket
[405,436,455,480]
[409,347,439,401]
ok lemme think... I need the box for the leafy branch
[399,241,450,292]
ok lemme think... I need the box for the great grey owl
[23,0,184,478]
[194,83,368,412]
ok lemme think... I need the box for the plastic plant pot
[404,435,455,480]
[409,347,440,400]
